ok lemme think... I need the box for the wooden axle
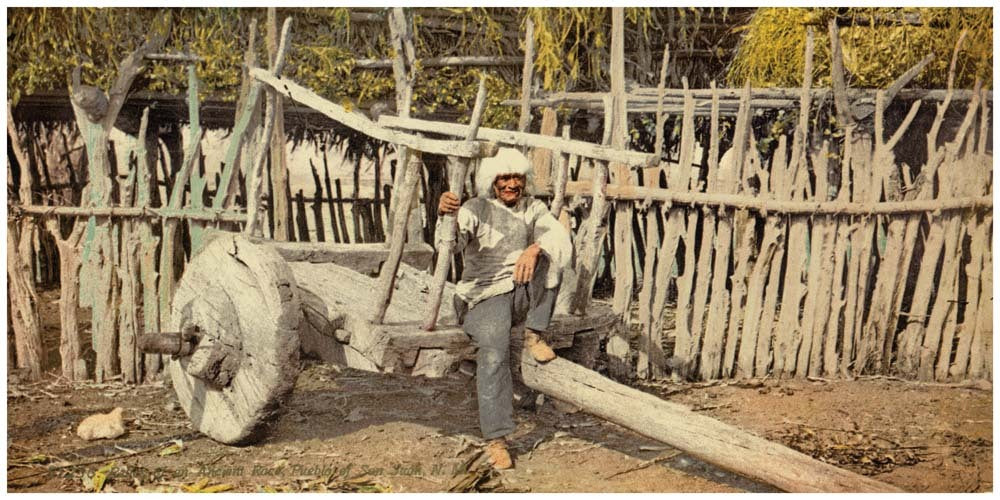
[138,325,201,356]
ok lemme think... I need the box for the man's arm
[435,192,476,254]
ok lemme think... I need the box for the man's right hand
[438,191,461,215]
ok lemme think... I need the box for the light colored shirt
[435,196,572,307]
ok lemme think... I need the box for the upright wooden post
[6,103,44,380]
[267,7,292,241]
[160,65,204,356]
[609,8,635,321]
[73,13,171,382]
[517,16,535,133]
[386,8,421,243]
[420,79,489,330]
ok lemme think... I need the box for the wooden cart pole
[422,78,489,331]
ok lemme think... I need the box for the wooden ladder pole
[422,77,489,330]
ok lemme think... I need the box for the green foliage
[7,7,518,127]
[727,8,992,88]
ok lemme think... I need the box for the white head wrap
[474,147,532,198]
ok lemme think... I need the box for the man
[436,147,573,470]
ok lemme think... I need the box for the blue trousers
[457,271,559,439]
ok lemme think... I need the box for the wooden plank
[17,204,247,222]
[379,114,657,167]
[251,69,490,159]
[520,356,902,493]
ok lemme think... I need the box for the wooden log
[520,356,902,492]
[43,216,87,380]
[423,78,488,330]
[378,114,657,167]
[250,240,434,271]
[635,204,660,379]
[251,69,492,159]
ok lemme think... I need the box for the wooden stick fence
[6,10,992,388]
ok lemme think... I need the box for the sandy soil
[6,290,992,493]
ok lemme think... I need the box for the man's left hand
[514,244,542,284]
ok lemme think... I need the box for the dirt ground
[6,290,993,492]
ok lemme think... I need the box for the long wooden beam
[354,55,522,69]
[250,68,494,158]
[378,114,657,167]
[520,356,902,492]
[14,204,247,222]
[551,183,992,216]
[505,87,990,106]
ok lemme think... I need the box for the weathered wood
[214,19,263,210]
[520,356,902,492]
[294,190,309,242]
[251,69,491,159]
[267,8,292,242]
[670,79,699,380]
[968,222,992,380]
[635,204,660,379]
[251,240,433,271]
[422,78,488,330]
[371,151,425,324]
[15,205,248,222]
[550,184,991,215]
[609,9,635,322]
[309,162,326,242]
[570,159,611,316]
[688,82,721,380]
[160,65,204,350]
[6,105,44,380]
[516,16,535,134]
[321,160,342,243]
[43,216,87,380]
[378,114,657,167]
[951,214,986,379]
[168,231,302,445]
[774,31,814,377]
[333,179,350,243]
[354,55,524,70]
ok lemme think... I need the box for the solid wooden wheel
[168,231,302,445]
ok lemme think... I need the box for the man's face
[493,174,526,206]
